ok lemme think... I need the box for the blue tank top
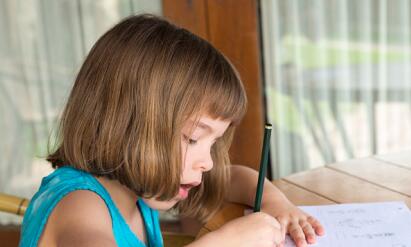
[19,166,163,247]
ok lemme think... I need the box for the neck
[96,176,139,219]
[95,176,148,244]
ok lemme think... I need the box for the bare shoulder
[39,190,116,247]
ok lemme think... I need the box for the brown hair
[47,14,247,221]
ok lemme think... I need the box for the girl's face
[143,114,231,211]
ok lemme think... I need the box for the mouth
[178,181,201,199]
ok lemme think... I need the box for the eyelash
[183,135,198,145]
[183,135,219,146]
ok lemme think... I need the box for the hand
[262,200,325,247]
[213,212,284,247]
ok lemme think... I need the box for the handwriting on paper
[284,201,411,247]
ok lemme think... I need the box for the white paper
[285,201,411,247]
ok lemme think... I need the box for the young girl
[19,14,324,247]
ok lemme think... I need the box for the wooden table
[197,151,411,238]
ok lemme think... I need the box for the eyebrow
[196,121,213,133]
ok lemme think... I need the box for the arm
[57,231,117,247]
[226,165,324,247]
[226,164,290,207]
[41,190,117,247]
[186,212,282,247]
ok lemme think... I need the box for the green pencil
[254,123,272,212]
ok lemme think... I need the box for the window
[261,0,411,177]
[0,0,162,224]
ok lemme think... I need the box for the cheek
[180,141,193,171]
[180,151,192,179]
[181,140,187,163]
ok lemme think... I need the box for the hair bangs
[203,72,247,126]
[184,44,247,126]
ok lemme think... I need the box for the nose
[196,150,214,172]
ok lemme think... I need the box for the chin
[142,197,179,211]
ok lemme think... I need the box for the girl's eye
[183,135,198,145]
[188,139,197,145]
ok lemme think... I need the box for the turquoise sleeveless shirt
[19,166,163,247]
